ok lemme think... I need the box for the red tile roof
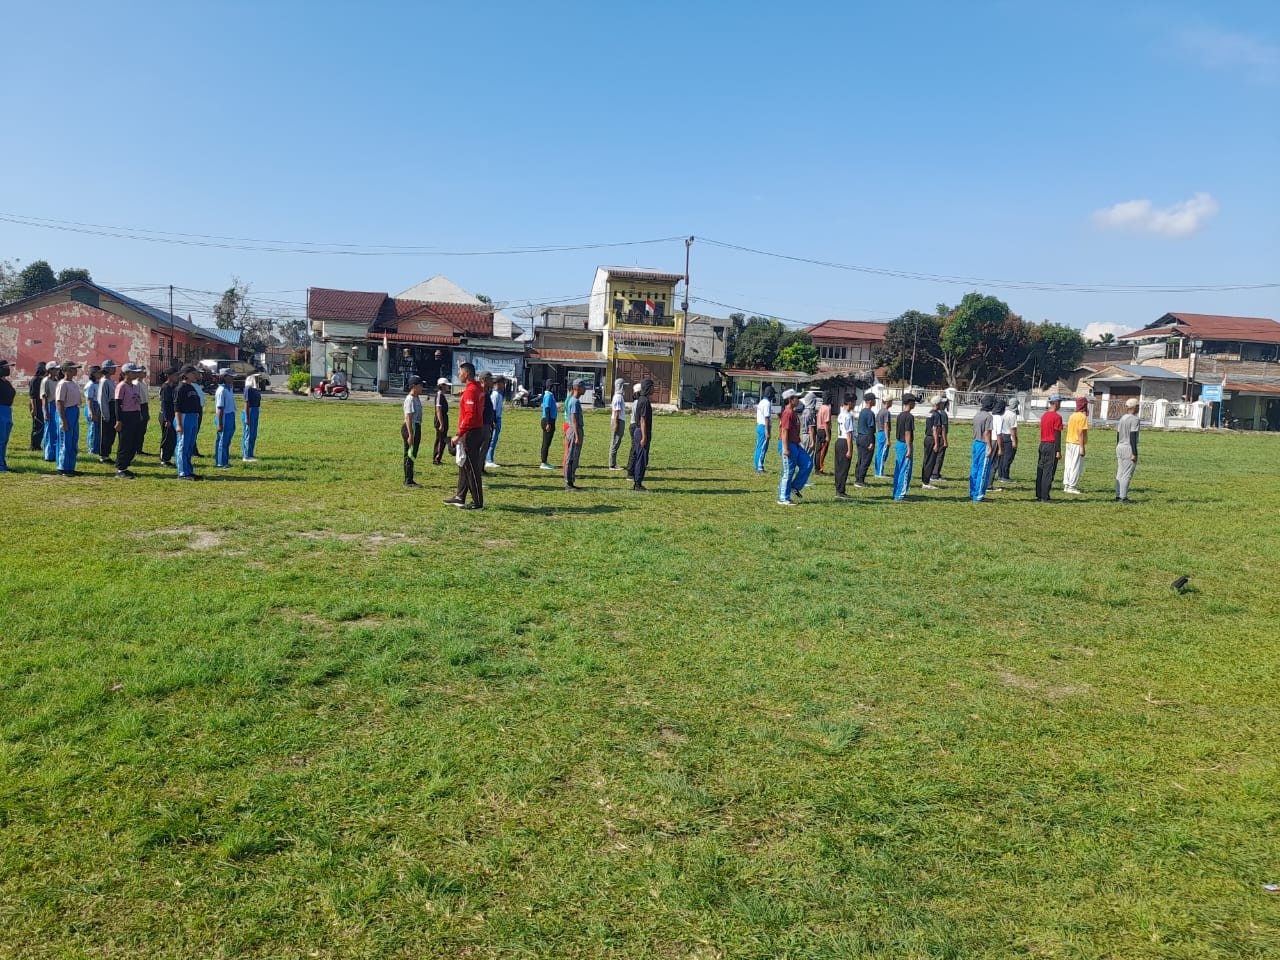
[1120,312,1280,344]
[528,348,607,363]
[805,319,888,341]
[377,332,462,345]
[392,299,493,336]
[307,287,388,323]
[1225,380,1280,395]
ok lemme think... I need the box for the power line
[0,213,684,257]
[699,236,1280,294]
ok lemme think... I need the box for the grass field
[1,398,1278,959]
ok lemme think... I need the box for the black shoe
[56,470,68,476]
[443,496,465,506]
[459,503,481,510]
[632,484,648,492]
[404,480,420,488]
[98,457,115,465]
[835,493,850,500]
[190,474,204,481]
[115,470,137,479]
[792,489,803,500]
[160,461,173,468]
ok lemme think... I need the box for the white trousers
[1063,442,1084,489]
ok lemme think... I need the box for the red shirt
[779,405,800,445]
[1039,409,1063,442]
[457,380,484,433]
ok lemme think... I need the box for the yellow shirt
[1065,411,1088,445]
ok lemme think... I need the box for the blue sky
[2,0,1276,338]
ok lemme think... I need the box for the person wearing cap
[920,396,944,491]
[892,394,917,501]
[173,366,203,480]
[969,394,996,501]
[853,392,876,487]
[135,366,152,456]
[213,370,237,469]
[401,375,424,487]
[113,364,144,478]
[485,374,506,469]
[874,396,893,478]
[444,361,485,509]
[815,394,833,475]
[27,361,47,452]
[622,381,640,481]
[432,377,451,465]
[775,388,810,505]
[98,360,118,464]
[241,373,262,462]
[997,398,1019,483]
[562,378,587,490]
[475,372,496,475]
[632,378,655,492]
[1115,398,1140,502]
[83,365,102,459]
[932,396,951,484]
[158,367,179,467]
[1062,397,1089,495]
[1035,394,1064,502]
[609,378,627,470]
[799,390,818,456]
[754,386,774,473]
[833,393,855,499]
[0,358,14,471]
[41,362,61,462]
[539,379,558,470]
[986,399,1007,493]
[54,361,84,475]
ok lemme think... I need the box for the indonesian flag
[645,298,656,315]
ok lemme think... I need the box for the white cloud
[1092,192,1219,238]
[1176,26,1280,84]
[1082,322,1129,343]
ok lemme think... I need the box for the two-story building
[1118,312,1280,430]
[526,303,606,398]
[804,320,886,378]
[589,266,686,406]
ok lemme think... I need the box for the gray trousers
[1116,445,1136,499]
[609,421,624,468]
[565,438,582,486]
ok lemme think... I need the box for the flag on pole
[644,298,656,315]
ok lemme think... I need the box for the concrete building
[589,266,687,407]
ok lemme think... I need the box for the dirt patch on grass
[997,670,1087,700]
[295,530,412,550]
[146,527,223,552]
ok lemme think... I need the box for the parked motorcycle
[312,381,350,400]
[514,388,541,408]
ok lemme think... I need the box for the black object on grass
[1171,576,1189,593]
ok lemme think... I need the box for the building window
[818,345,849,360]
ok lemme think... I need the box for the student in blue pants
[42,363,61,462]
[241,375,261,461]
[970,395,996,501]
[84,366,102,458]
[892,394,917,500]
[54,361,83,476]
[0,358,13,471]
[173,366,203,480]
[754,387,774,472]
[874,397,892,477]
[214,370,236,468]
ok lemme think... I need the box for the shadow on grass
[496,504,625,515]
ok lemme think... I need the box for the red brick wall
[0,301,153,383]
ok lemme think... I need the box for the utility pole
[682,236,694,315]
[168,284,175,362]
[908,313,919,392]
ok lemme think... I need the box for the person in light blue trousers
[214,370,237,468]
[754,387,774,472]
[775,389,813,504]
[84,366,102,458]
[174,366,203,479]
[55,361,83,475]
[874,396,892,477]
[0,358,13,471]
[970,394,996,501]
[892,394,917,501]
[486,376,505,466]
[42,362,61,462]
[241,376,261,461]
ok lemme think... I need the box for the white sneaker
[485,461,499,469]
[242,457,258,462]
[776,499,794,506]
[922,483,937,490]
[539,463,555,470]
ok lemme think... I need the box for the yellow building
[589,266,686,406]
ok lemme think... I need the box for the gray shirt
[972,410,994,442]
[875,407,890,433]
[1117,413,1140,452]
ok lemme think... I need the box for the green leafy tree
[1024,321,1086,390]
[775,341,818,374]
[729,316,785,368]
[0,259,18,302]
[1097,331,1116,345]
[932,293,1035,391]
[276,317,309,350]
[16,260,58,298]
[56,267,92,284]
[876,310,945,385]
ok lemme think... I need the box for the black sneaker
[404,480,420,488]
[443,496,465,506]
[632,484,648,492]
[459,503,481,510]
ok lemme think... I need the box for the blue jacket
[541,389,557,420]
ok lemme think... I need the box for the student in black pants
[631,379,654,491]
[853,393,876,487]
[98,360,118,463]
[402,376,424,487]
[28,361,46,450]
[158,366,179,466]
[833,394,855,499]
[1035,395,1064,502]
[431,378,450,465]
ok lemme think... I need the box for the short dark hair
[459,362,475,377]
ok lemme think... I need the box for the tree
[16,260,58,299]
[1025,321,1086,390]
[56,267,92,284]
[475,293,493,305]
[876,310,945,386]
[276,317,309,350]
[729,316,785,369]
[0,259,18,303]
[213,277,273,355]
[775,341,818,374]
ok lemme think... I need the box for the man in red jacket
[444,362,485,510]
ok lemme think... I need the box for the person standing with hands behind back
[0,358,14,472]
[563,378,586,491]
[1115,397,1140,503]
[631,378,655,492]
[539,380,557,470]
[1035,394,1064,502]
[173,365,203,481]
[444,362,485,510]
[401,375,423,487]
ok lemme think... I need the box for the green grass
[1,398,1278,958]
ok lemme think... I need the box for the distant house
[308,277,525,392]
[1079,363,1187,406]
[1117,312,1280,430]
[589,266,688,406]
[804,320,887,378]
[526,303,604,398]
[0,279,240,383]
[681,314,731,406]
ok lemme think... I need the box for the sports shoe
[459,503,482,510]
[115,470,137,479]
[242,457,258,463]
[632,484,648,492]
[792,489,803,500]
[853,482,867,488]
[485,461,500,469]
[834,493,850,500]
[404,480,420,488]
[539,462,555,470]
[776,499,794,506]
[565,484,584,492]
[442,496,465,506]
[921,483,937,490]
